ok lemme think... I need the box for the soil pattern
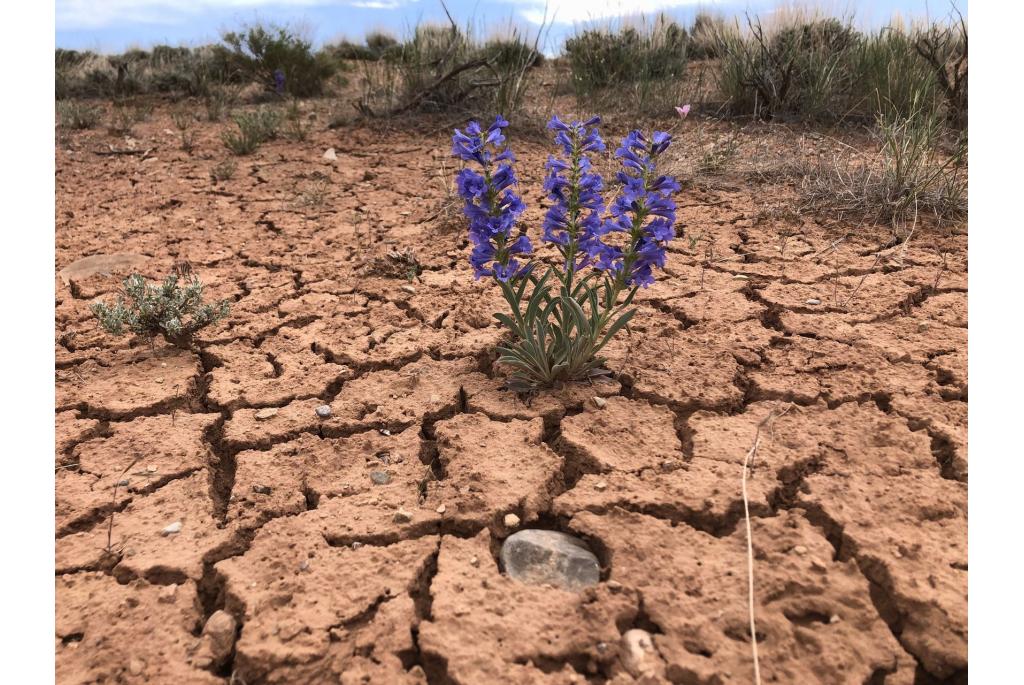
[55,107,967,684]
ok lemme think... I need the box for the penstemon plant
[452,115,680,391]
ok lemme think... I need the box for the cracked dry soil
[55,106,966,684]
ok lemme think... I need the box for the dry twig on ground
[741,403,794,685]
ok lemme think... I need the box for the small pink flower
[675,104,691,119]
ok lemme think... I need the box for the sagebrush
[92,267,231,349]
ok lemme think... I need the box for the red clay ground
[55,101,966,684]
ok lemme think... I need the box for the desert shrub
[331,40,377,61]
[688,12,727,59]
[218,24,336,96]
[366,31,399,55]
[451,116,681,390]
[92,266,230,349]
[913,15,967,129]
[55,50,117,98]
[57,100,101,129]
[329,31,400,61]
[222,107,281,154]
[56,45,232,99]
[714,16,861,119]
[565,18,688,113]
[355,22,540,116]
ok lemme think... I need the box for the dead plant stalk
[741,404,793,685]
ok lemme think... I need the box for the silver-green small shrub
[92,269,230,349]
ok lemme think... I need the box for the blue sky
[55,0,968,54]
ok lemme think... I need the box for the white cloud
[513,0,719,26]
[350,0,407,8]
[55,0,416,30]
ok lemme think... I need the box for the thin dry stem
[742,403,793,685]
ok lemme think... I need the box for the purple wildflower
[452,116,531,281]
[541,116,606,274]
[273,69,286,95]
[596,130,681,287]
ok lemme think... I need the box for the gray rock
[500,529,600,591]
[315,404,332,418]
[201,610,237,668]
[370,470,391,485]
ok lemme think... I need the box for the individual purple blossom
[541,116,606,274]
[452,116,531,281]
[273,69,286,95]
[591,130,681,288]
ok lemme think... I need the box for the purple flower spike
[596,129,681,287]
[451,116,530,281]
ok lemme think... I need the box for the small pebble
[323,147,337,161]
[394,508,413,524]
[380,428,392,436]
[805,298,821,305]
[829,614,841,624]
[436,504,447,514]
[469,556,480,567]
[158,584,178,603]
[128,659,144,676]
[370,471,391,485]
[793,544,808,555]
[161,521,182,536]
[593,396,607,408]
[315,404,332,419]
[401,284,416,294]
[594,481,608,492]
[299,559,310,572]
[254,407,278,421]
[351,542,364,550]
[732,274,750,280]
[504,513,521,529]
[252,484,272,495]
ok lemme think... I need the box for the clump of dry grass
[294,176,330,209]
[210,159,237,182]
[363,247,423,281]
[800,103,966,227]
